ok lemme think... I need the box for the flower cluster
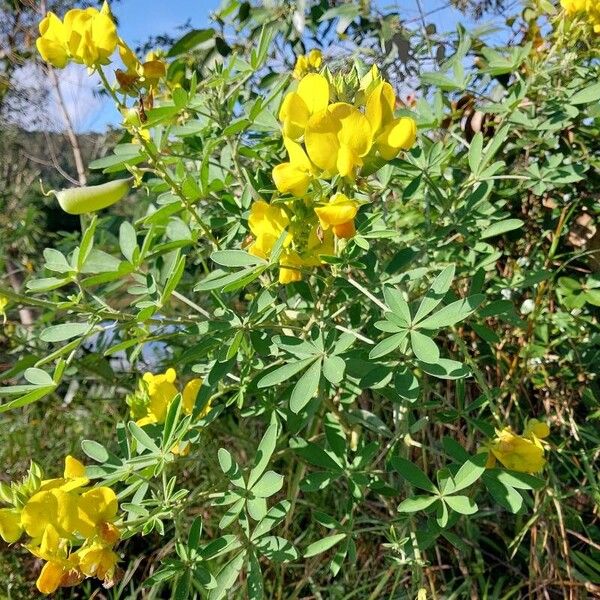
[486,419,550,473]
[247,65,417,284]
[0,457,120,594]
[126,368,208,427]
[561,0,600,31]
[36,2,117,69]
[292,49,323,80]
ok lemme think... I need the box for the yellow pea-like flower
[272,138,315,196]
[248,200,291,259]
[366,81,417,160]
[75,543,119,580]
[305,103,372,179]
[50,178,131,215]
[21,488,80,539]
[314,193,360,239]
[37,2,117,69]
[182,378,207,416]
[279,73,330,139]
[36,12,69,68]
[486,420,550,474]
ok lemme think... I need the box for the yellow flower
[37,2,117,69]
[36,12,69,68]
[366,81,417,160]
[75,543,119,580]
[134,369,204,426]
[292,49,323,79]
[248,200,290,259]
[304,102,373,179]
[279,73,330,140]
[137,368,178,425]
[77,487,119,538]
[314,193,360,239]
[561,0,587,14]
[21,488,80,540]
[0,508,23,543]
[272,138,315,196]
[487,420,550,474]
[36,557,83,595]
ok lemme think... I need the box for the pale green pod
[51,178,132,215]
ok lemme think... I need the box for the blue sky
[62,0,506,132]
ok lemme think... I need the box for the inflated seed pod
[51,178,132,215]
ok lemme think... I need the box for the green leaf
[119,221,137,263]
[24,367,54,385]
[369,331,408,359]
[383,287,411,324]
[248,423,278,488]
[40,322,90,343]
[322,355,345,385]
[480,219,524,239]
[247,550,264,600]
[495,470,544,490]
[81,440,109,463]
[289,358,322,414]
[168,28,215,57]
[413,264,456,323]
[257,357,315,389]
[208,551,246,600]
[255,536,298,562]
[468,132,484,174]
[0,385,56,413]
[444,495,478,515]
[416,295,484,329]
[483,472,524,513]
[304,534,347,558]
[410,330,440,362]
[251,471,284,498]
[211,250,266,268]
[451,454,487,492]
[218,448,245,488]
[397,496,438,513]
[570,82,600,105]
[389,456,438,493]
[251,501,290,541]
[128,422,161,453]
[418,358,471,380]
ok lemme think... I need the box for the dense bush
[1,1,599,598]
